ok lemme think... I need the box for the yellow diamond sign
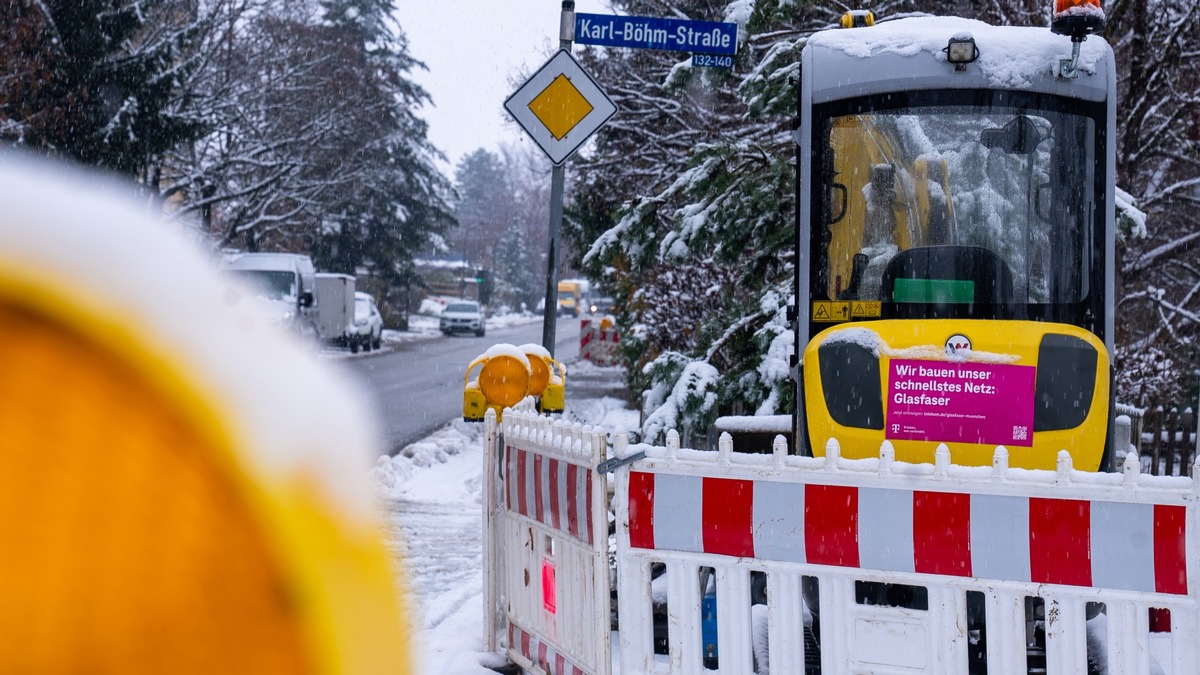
[529,74,594,140]
[505,49,616,165]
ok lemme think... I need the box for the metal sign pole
[542,0,576,357]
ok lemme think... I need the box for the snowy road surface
[373,360,637,673]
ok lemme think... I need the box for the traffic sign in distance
[504,50,617,165]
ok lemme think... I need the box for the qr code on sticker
[1013,425,1028,441]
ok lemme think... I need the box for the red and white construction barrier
[626,471,1187,595]
[506,446,596,545]
[485,408,1200,674]
[614,436,1200,674]
[579,317,620,366]
[483,408,611,675]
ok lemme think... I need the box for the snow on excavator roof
[806,16,1111,92]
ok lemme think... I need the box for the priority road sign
[504,49,617,166]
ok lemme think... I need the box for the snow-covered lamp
[839,10,875,29]
[944,33,979,71]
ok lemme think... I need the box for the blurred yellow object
[0,156,409,674]
[0,299,312,672]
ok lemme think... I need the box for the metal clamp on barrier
[597,450,646,474]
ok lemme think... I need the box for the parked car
[440,301,485,337]
[589,296,615,314]
[351,291,383,352]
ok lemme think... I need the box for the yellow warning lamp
[520,343,555,397]
[463,368,490,421]
[518,343,567,414]
[0,156,410,674]
[540,359,568,414]
[462,345,532,421]
[840,9,875,28]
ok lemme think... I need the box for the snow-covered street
[372,361,638,674]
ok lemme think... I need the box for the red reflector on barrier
[542,558,556,614]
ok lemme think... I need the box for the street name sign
[504,49,617,166]
[574,13,737,56]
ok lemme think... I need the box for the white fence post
[482,408,500,652]
[666,560,703,673]
[714,565,752,673]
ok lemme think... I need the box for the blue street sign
[574,13,737,56]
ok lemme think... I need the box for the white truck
[223,252,318,336]
[314,273,356,349]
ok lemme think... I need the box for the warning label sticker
[812,301,850,323]
[851,301,881,318]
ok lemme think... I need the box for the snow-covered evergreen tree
[1,0,207,179]
[310,0,454,299]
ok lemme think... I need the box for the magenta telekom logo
[945,333,972,354]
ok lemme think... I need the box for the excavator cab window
[809,89,1105,335]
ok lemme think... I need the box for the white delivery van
[224,252,318,335]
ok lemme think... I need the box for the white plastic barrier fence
[484,405,612,675]
[612,433,1200,675]
[484,410,1200,674]
[580,317,620,366]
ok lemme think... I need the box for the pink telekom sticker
[542,558,556,614]
[886,359,1036,447]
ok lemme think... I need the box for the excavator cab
[795,16,1116,470]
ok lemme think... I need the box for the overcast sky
[394,1,611,176]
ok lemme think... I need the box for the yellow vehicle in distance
[557,280,582,317]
